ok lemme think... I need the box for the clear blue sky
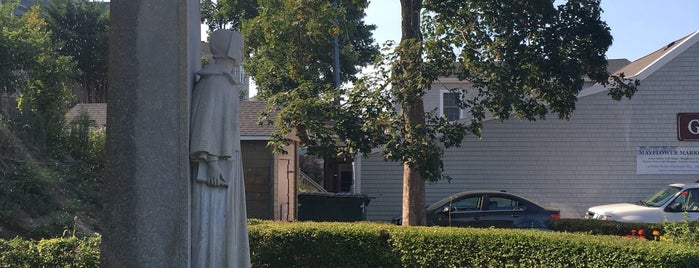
[365,0,699,61]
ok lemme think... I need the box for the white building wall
[361,41,699,221]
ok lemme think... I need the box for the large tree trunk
[399,0,427,226]
[401,132,426,226]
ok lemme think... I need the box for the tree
[211,0,638,226]
[41,0,109,103]
[369,0,637,225]
[201,0,258,32]
[0,2,76,148]
[240,0,380,159]
[0,2,47,96]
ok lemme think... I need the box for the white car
[586,182,699,223]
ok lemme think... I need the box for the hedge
[248,221,699,267]
[0,236,100,267]
[2,221,699,267]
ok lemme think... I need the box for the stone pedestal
[102,1,199,267]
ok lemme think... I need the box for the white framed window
[440,90,462,121]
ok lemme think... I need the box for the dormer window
[441,90,462,121]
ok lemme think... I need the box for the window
[449,196,481,212]
[441,91,461,121]
[239,67,246,84]
[487,196,524,211]
[675,189,699,212]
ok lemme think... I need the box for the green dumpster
[297,193,371,222]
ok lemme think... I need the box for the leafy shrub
[662,212,699,246]
[249,221,400,267]
[249,221,699,267]
[552,218,699,245]
[551,218,662,238]
[0,163,56,223]
[3,221,698,267]
[63,111,105,164]
[0,235,100,267]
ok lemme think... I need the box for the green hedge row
[248,221,699,268]
[552,218,664,238]
[2,221,698,267]
[0,236,100,267]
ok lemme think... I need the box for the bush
[0,163,56,224]
[249,221,400,267]
[551,218,663,238]
[3,221,699,267]
[661,212,699,246]
[249,221,699,267]
[0,235,100,267]
[552,218,699,244]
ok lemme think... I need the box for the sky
[365,0,699,61]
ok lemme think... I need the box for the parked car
[392,190,560,229]
[586,182,699,223]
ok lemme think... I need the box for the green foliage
[0,163,56,224]
[0,2,105,240]
[42,0,109,103]
[422,0,637,126]
[241,0,380,158]
[249,221,399,267]
[662,212,699,246]
[551,218,663,237]
[201,0,258,32]
[2,221,698,267]
[1,3,76,149]
[0,2,47,95]
[300,154,323,182]
[248,221,699,267]
[552,218,699,247]
[63,111,105,164]
[0,112,105,239]
[0,235,100,267]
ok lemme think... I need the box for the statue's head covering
[210,29,244,63]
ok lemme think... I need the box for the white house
[356,30,699,220]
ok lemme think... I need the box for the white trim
[633,30,699,81]
[578,30,699,99]
[353,156,362,194]
[440,89,464,121]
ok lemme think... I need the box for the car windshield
[641,186,682,207]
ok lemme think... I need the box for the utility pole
[333,0,340,88]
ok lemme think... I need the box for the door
[433,195,486,227]
[663,188,699,222]
[479,195,527,228]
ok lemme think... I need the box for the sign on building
[637,146,699,174]
[677,113,699,141]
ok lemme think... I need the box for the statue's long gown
[190,63,251,268]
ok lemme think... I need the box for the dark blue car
[393,190,560,229]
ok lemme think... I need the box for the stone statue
[190,29,251,268]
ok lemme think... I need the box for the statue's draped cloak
[190,64,238,161]
[190,62,251,268]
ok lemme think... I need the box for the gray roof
[240,101,277,138]
[614,32,697,78]
[579,30,699,98]
[65,101,277,138]
[606,58,631,74]
[65,103,107,128]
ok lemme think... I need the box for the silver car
[586,182,699,223]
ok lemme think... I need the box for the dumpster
[297,192,371,222]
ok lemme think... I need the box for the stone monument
[103,1,198,267]
[104,1,251,267]
[190,29,251,268]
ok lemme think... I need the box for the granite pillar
[102,0,200,267]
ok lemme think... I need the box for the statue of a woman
[190,29,251,268]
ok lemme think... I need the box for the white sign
[637,146,699,174]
